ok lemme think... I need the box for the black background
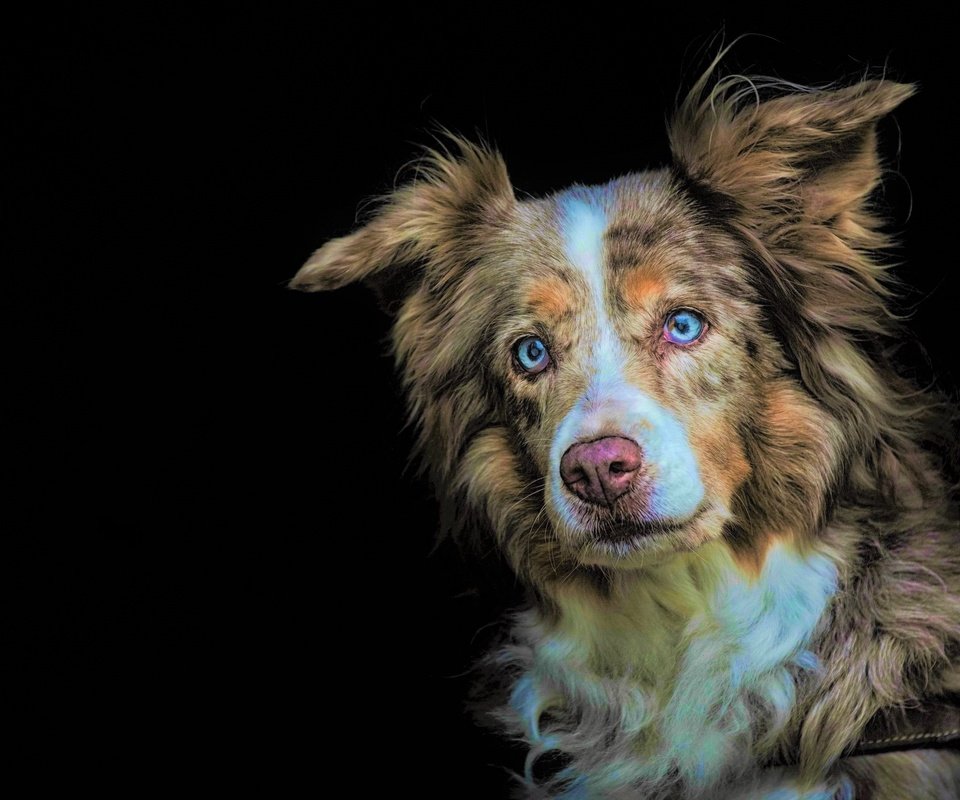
[12,8,959,794]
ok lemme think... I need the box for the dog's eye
[514,336,551,374]
[663,309,706,345]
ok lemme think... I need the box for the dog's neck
[542,538,832,676]
[507,537,839,796]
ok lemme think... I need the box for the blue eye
[514,336,551,374]
[663,309,706,345]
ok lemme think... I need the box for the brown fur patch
[619,268,666,310]
[524,276,573,323]
[729,531,801,581]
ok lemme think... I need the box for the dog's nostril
[560,436,643,507]
[567,465,587,481]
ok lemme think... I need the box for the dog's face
[439,180,765,570]
[291,76,914,586]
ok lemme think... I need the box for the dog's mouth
[571,503,712,564]
[595,508,704,543]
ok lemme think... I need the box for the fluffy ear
[668,75,915,225]
[289,138,514,296]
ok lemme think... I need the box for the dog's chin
[560,503,725,569]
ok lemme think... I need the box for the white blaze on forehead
[560,195,623,389]
[561,197,608,306]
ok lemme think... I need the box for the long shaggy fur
[290,59,960,799]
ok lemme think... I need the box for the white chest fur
[503,540,838,799]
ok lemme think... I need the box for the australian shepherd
[289,62,960,799]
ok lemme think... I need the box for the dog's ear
[289,138,514,308]
[668,76,915,226]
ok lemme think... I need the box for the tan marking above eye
[619,269,666,310]
[524,276,574,322]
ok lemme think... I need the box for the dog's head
[291,75,920,586]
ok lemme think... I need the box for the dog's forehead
[512,169,706,311]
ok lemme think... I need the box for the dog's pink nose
[560,436,643,507]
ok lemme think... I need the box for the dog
[289,61,960,799]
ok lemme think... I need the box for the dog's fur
[290,61,960,799]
